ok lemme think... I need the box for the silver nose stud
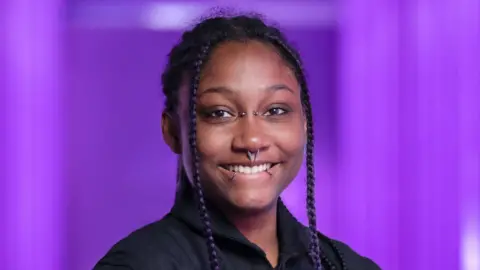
[238,111,260,118]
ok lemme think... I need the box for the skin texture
[162,40,307,266]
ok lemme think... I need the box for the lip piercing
[247,150,259,163]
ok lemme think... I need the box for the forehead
[199,40,298,90]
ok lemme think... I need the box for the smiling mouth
[220,163,279,175]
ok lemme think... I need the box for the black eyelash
[265,107,289,116]
[209,110,231,118]
[200,109,233,118]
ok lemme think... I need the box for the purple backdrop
[2,1,479,270]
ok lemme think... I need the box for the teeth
[227,164,272,174]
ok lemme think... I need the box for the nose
[231,117,270,154]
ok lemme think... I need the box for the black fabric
[94,183,381,270]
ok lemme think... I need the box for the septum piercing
[247,150,259,163]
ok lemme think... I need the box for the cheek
[269,122,306,156]
[196,125,231,162]
[181,121,231,168]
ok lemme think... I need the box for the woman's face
[163,40,306,213]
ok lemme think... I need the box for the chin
[227,190,278,213]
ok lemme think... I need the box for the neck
[224,203,280,267]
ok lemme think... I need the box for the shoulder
[317,232,381,270]
[94,214,195,270]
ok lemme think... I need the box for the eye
[206,110,234,118]
[264,107,288,116]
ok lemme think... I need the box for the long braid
[301,72,322,270]
[329,239,348,270]
[263,33,322,270]
[305,99,322,269]
[189,43,221,270]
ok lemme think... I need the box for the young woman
[94,13,380,270]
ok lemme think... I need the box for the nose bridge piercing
[238,111,260,118]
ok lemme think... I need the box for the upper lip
[219,160,278,167]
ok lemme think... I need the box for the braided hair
[162,13,344,270]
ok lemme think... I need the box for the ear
[303,114,308,139]
[161,111,182,154]
[304,117,307,134]
[303,117,308,154]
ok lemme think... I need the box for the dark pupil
[214,110,226,117]
[271,108,281,114]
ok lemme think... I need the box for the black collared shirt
[94,184,381,270]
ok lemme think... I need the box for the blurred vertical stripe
[2,0,65,269]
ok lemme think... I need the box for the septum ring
[247,150,273,175]
[247,150,259,163]
[229,150,273,179]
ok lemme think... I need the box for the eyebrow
[198,84,295,98]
